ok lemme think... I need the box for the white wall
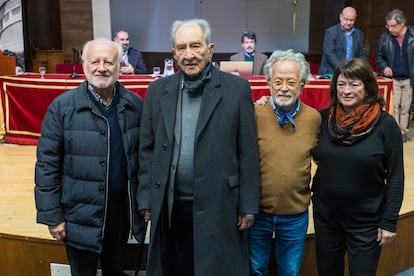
[92,0,112,39]
[109,0,310,53]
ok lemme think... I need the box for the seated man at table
[114,30,148,74]
[231,31,268,75]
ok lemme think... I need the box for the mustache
[276,92,293,96]
[94,72,112,77]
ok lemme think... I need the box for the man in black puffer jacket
[35,38,143,276]
[376,9,414,142]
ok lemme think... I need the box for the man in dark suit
[318,6,367,75]
[137,18,260,276]
[114,30,147,74]
[230,31,268,75]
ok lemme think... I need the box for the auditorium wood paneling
[2,212,414,275]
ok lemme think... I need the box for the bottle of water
[163,58,175,76]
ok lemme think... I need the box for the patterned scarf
[270,97,301,131]
[328,102,381,145]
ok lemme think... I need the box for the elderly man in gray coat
[137,18,260,276]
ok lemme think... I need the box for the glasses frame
[271,79,303,90]
[385,22,402,29]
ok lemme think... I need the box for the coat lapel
[160,75,181,143]
[195,70,222,139]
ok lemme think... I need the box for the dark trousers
[66,195,129,276]
[167,201,194,276]
[313,197,382,276]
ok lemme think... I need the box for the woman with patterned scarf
[312,58,405,276]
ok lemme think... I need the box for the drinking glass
[39,66,46,79]
[152,66,161,78]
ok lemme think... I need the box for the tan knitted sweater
[255,102,321,215]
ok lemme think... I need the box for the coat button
[100,160,105,166]
[154,181,161,189]
[98,187,104,192]
[162,144,167,151]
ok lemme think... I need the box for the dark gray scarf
[182,62,212,93]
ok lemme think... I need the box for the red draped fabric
[0,73,393,145]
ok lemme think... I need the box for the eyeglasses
[271,79,302,90]
[385,23,402,29]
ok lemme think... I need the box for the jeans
[248,210,308,276]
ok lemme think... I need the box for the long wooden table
[0,73,393,145]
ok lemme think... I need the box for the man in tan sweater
[250,49,321,275]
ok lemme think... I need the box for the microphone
[70,64,82,78]
[70,73,82,78]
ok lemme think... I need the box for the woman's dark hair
[330,58,385,108]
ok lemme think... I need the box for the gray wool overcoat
[137,68,260,276]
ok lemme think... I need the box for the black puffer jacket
[35,81,143,253]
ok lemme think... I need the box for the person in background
[114,30,148,74]
[137,18,260,276]
[375,9,414,143]
[230,31,268,75]
[312,58,404,275]
[250,49,321,275]
[318,6,367,75]
[34,38,144,276]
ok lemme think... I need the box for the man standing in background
[376,9,414,143]
[318,6,367,75]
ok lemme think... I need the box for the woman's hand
[377,228,396,246]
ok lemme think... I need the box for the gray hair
[171,18,212,47]
[264,49,311,84]
[81,38,123,64]
[385,9,407,25]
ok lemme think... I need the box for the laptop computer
[219,61,253,77]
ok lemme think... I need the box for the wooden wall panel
[0,233,143,276]
[0,51,16,76]
[2,211,413,275]
[59,0,93,63]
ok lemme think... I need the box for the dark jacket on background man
[230,52,268,75]
[35,81,143,253]
[127,47,148,74]
[375,25,414,84]
[319,23,366,75]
